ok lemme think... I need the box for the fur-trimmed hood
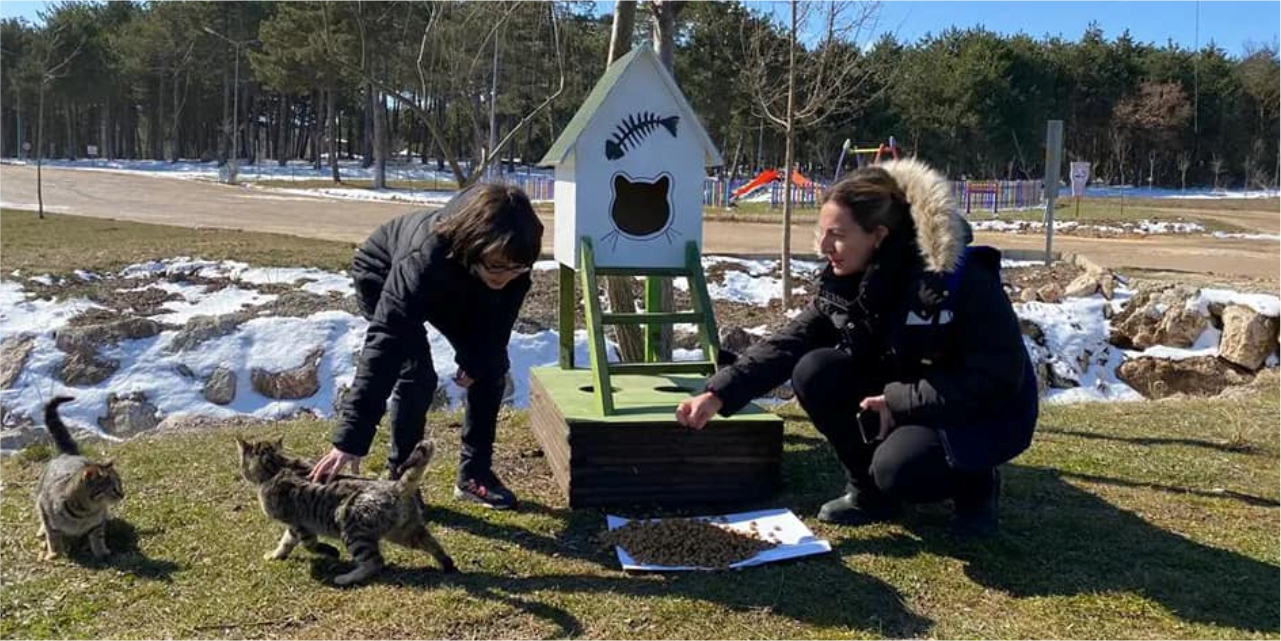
[877,158,968,272]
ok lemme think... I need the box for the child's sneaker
[453,474,517,510]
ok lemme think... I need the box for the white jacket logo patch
[906,310,953,326]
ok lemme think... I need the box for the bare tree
[743,0,881,307]
[1210,153,1224,191]
[28,24,82,219]
[600,1,646,362]
[327,1,565,188]
[1177,150,1191,191]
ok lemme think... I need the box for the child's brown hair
[435,183,543,268]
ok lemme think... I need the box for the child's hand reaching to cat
[310,447,362,483]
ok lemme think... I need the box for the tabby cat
[236,437,456,585]
[35,396,125,561]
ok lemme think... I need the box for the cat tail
[392,440,435,494]
[43,396,80,456]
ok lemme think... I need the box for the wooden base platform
[529,366,784,508]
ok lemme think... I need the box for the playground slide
[731,169,779,200]
[730,169,814,202]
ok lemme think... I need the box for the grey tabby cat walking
[237,437,455,585]
[35,396,125,561]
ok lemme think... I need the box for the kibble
[603,518,776,568]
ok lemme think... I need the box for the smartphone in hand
[857,409,882,444]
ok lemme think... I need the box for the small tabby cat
[236,437,456,585]
[35,396,125,561]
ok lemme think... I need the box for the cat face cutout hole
[604,172,680,249]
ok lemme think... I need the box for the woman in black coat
[309,183,544,510]
[676,160,1038,534]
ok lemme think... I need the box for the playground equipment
[535,44,783,507]
[833,136,899,181]
[729,168,814,203]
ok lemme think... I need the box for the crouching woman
[676,160,1038,535]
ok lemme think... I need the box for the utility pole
[203,26,257,181]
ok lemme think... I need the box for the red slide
[731,169,780,200]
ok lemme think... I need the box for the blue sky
[3,1,1276,57]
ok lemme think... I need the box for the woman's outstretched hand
[309,447,362,483]
[676,392,724,430]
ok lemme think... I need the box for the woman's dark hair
[435,183,544,268]
[820,167,914,237]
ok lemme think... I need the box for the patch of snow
[0,281,102,338]
[1210,231,1281,241]
[28,275,56,286]
[152,286,278,325]
[1192,289,1281,317]
[1015,297,1142,403]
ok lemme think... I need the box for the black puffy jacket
[334,189,531,457]
[706,159,1037,471]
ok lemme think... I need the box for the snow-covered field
[3,256,1278,449]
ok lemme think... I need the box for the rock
[674,331,700,351]
[429,386,451,412]
[1109,283,1205,349]
[1098,273,1117,300]
[1064,273,1099,298]
[502,371,516,406]
[59,350,120,386]
[720,326,758,354]
[1206,302,1226,330]
[55,317,163,353]
[1155,306,1209,348]
[251,348,323,400]
[97,391,162,437]
[166,312,252,353]
[1117,356,1253,399]
[203,367,237,405]
[1018,318,1046,346]
[1018,288,1039,303]
[0,334,37,389]
[332,384,351,418]
[1,425,49,451]
[1036,283,1062,304]
[1033,362,1050,396]
[1218,305,1280,371]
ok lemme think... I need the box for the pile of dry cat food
[603,517,777,568]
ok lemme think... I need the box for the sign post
[1070,161,1090,219]
[1043,120,1064,266]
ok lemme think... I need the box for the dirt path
[3,164,1277,286]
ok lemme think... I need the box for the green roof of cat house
[540,43,723,270]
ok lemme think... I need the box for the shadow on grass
[67,519,182,582]
[1040,427,1265,456]
[842,464,1280,634]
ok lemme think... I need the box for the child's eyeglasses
[479,262,532,276]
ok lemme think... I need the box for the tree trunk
[373,83,387,189]
[648,0,683,360]
[602,0,645,363]
[37,80,46,219]
[276,93,289,166]
[780,0,798,308]
[311,89,322,170]
[327,88,340,182]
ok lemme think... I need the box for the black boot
[817,482,902,526]
[951,467,1000,537]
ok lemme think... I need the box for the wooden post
[558,264,575,369]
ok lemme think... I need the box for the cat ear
[656,175,670,189]
[614,174,626,188]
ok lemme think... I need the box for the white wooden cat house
[539,43,723,269]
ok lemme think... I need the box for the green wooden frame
[559,237,722,415]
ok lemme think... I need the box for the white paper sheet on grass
[605,508,832,571]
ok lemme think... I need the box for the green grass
[250,179,463,192]
[2,392,1277,639]
[1,209,356,276]
[970,198,1250,232]
[2,209,1278,639]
